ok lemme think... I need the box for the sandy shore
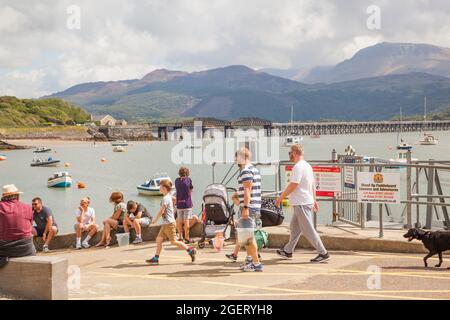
[5,139,98,147]
[4,139,151,148]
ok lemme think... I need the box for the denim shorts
[176,208,193,221]
[238,207,262,229]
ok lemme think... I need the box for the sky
[1,0,450,98]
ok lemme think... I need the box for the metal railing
[211,153,450,238]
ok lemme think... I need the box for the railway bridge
[98,118,450,140]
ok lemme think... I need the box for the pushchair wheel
[198,241,206,249]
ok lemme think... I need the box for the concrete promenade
[2,223,449,300]
[51,231,450,300]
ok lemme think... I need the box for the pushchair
[197,184,237,249]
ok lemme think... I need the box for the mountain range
[264,42,450,83]
[45,42,450,122]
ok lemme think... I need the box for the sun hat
[2,184,23,197]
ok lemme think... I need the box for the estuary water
[1,131,449,233]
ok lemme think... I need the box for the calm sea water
[1,131,449,233]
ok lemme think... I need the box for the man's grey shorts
[177,208,193,221]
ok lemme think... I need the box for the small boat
[111,140,128,147]
[185,144,202,149]
[419,133,438,145]
[310,134,321,139]
[47,172,72,188]
[395,108,413,150]
[0,154,6,161]
[385,151,418,168]
[396,140,413,150]
[284,136,303,147]
[30,157,60,167]
[33,147,52,153]
[113,146,126,152]
[137,174,174,196]
[284,105,304,146]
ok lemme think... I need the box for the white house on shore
[90,114,127,126]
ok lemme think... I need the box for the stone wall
[33,222,203,251]
[98,125,155,141]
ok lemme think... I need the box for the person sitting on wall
[96,192,126,248]
[123,201,152,244]
[0,185,36,268]
[31,197,59,253]
[75,197,98,249]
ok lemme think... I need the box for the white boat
[419,133,438,145]
[113,146,126,152]
[47,172,72,188]
[0,154,6,161]
[284,105,303,146]
[185,144,202,149]
[137,174,174,196]
[418,97,439,146]
[386,151,418,168]
[111,140,128,147]
[284,136,303,147]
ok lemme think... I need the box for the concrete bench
[0,256,68,300]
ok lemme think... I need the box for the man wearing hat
[0,185,36,268]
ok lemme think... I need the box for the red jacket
[0,199,33,242]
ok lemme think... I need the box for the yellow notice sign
[357,172,401,204]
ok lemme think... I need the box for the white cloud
[0,0,449,98]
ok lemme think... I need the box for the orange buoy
[64,163,70,168]
[77,182,86,189]
[101,158,107,163]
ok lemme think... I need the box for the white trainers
[132,236,143,244]
[43,245,50,253]
[82,241,91,249]
[76,243,82,250]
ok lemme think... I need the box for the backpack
[254,229,269,251]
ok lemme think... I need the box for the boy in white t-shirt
[275,145,329,263]
[74,197,98,249]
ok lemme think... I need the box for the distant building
[116,119,128,126]
[90,114,128,126]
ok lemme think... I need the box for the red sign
[285,165,342,197]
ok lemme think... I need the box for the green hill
[0,96,90,127]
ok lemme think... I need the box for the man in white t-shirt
[275,145,329,263]
[74,197,98,249]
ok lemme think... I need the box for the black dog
[403,228,450,268]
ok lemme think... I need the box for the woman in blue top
[175,167,194,244]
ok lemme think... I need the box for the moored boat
[396,140,413,150]
[31,157,60,167]
[419,133,438,145]
[384,151,418,168]
[47,172,72,188]
[0,154,7,161]
[113,146,126,152]
[33,147,52,153]
[137,174,174,196]
[111,140,128,147]
[284,136,303,147]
